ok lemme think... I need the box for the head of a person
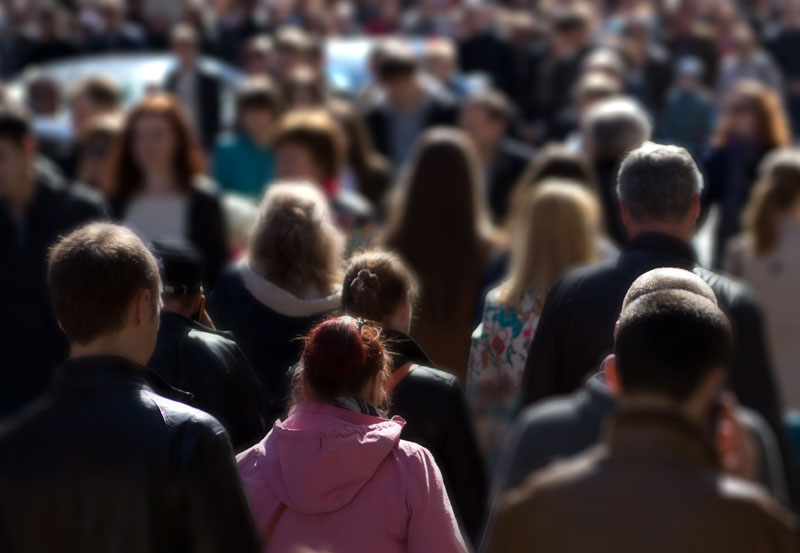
[108,93,204,203]
[69,75,122,135]
[375,41,421,111]
[27,76,61,117]
[459,89,512,153]
[235,76,283,141]
[0,104,36,202]
[731,22,757,57]
[171,23,199,67]
[675,56,704,89]
[424,39,457,84]
[327,98,384,173]
[714,80,791,148]
[583,97,652,163]
[744,149,800,256]
[273,109,343,186]
[249,182,344,298]
[617,143,704,241]
[274,26,312,81]
[342,250,419,334]
[573,71,623,115]
[78,112,123,195]
[551,3,594,53]
[47,223,162,366]
[608,289,732,423]
[784,0,800,28]
[150,239,204,318]
[243,34,275,75]
[621,267,718,311]
[284,65,325,109]
[383,128,495,323]
[299,317,391,408]
[502,179,599,309]
[581,48,626,83]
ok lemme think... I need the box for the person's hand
[714,392,759,481]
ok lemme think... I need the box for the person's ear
[619,202,633,229]
[689,194,701,224]
[603,354,621,395]
[134,289,152,327]
[698,366,727,409]
[23,136,37,160]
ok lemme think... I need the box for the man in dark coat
[487,289,799,553]
[148,241,271,452]
[0,106,106,418]
[0,223,260,553]
[482,270,792,551]
[521,143,795,503]
[164,23,222,149]
[363,41,457,167]
[459,90,534,223]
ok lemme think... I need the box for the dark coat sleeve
[165,423,261,553]
[188,189,229,290]
[217,342,271,451]
[439,379,488,543]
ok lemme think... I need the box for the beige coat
[726,224,800,410]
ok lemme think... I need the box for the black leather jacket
[0,356,260,553]
[386,329,488,545]
[148,311,271,451]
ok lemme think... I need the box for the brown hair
[236,76,283,120]
[249,182,344,297]
[463,89,513,122]
[327,98,391,203]
[500,180,599,308]
[69,75,122,110]
[274,109,344,181]
[107,93,205,205]
[743,149,800,256]
[342,250,419,323]
[300,317,391,407]
[507,144,599,230]
[713,80,792,149]
[47,223,161,345]
[382,128,498,324]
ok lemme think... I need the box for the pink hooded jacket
[236,401,468,553]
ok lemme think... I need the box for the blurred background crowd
[6,0,800,550]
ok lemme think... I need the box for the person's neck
[161,304,194,320]
[618,395,705,428]
[70,335,145,367]
[143,169,176,194]
[477,139,499,166]
[628,224,694,244]
[5,170,37,220]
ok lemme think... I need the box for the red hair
[299,317,390,406]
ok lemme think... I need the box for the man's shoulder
[712,474,799,535]
[548,257,620,303]
[140,388,226,436]
[693,266,758,312]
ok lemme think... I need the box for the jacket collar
[625,232,698,264]
[55,355,193,404]
[236,258,342,318]
[605,406,719,469]
[382,328,435,371]
[158,310,232,339]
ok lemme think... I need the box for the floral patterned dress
[467,285,541,469]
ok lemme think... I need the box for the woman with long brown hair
[725,149,800,409]
[467,180,600,466]
[381,128,501,380]
[108,93,228,285]
[704,79,792,266]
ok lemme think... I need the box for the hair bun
[351,269,381,296]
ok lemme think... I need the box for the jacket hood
[258,402,405,514]
[236,259,342,318]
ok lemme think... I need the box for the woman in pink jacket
[236,316,468,553]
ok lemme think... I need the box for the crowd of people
[5,0,800,551]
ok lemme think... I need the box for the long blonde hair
[499,180,599,309]
[744,149,800,257]
[248,181,344,296]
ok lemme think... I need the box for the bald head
[622,268,716,311]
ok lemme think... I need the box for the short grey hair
[616,143,704,223]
